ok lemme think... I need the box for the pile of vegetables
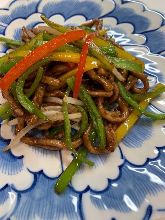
[0,15,165,194]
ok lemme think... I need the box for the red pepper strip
[0,30,86,90]
[73,33,95,98]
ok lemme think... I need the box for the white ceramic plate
[0,1,165,219]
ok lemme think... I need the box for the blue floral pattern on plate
[0,0,165,219]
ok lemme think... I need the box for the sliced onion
[0,120,15,140]
[44,96,83,106]
[43,110,62,116]
[43,111,82,121]
[65,97,83,106]
[41,106,62,111]
[42,105,78,114]
[3,121,44,152]
[0,91,7,104]
[7,118,18,126]
[44,97,63,104]
[112,67,125,81]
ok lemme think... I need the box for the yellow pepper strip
[93,37,144,68]
[51,52,101,66]
[115,83,163,143]
[8,50,30,58]
[98,29,108,36]
[58,64,98,88]
[50,52,100,89]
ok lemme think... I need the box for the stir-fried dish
[0,16,165,193]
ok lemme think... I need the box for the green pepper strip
[26,67,44,98]
[89,128,97,144]
[0,102,10,116]
[41,15,70,33]
[2,109,12,120]
[0,102,12,120]
[55,148,88,194]
[0,57,22,75]
[57,44,81,53]
[62,95,76,153]
[0,36,23,46]
[67,77,106,149]
[43,32,81,53]
[9,82,17,100]
[131,86,165,102]
[0,33,44,72]
[16,60,50,120]
[62,96,93,166]
[118,82,165,120]
[42,32,54,41]
[72,106,88,140]
[0,88,18,120]
[100,46,117,57]
[110,57,143,73]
